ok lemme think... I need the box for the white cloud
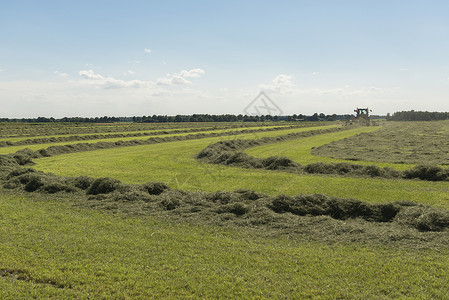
[78,70,153,89]
[54,71,69,78]
[144,48,151,53]
[312,72,320,75]
[0,69,2,72]
[369,86,382,92]
[259,74,396,98]
[79,70,104,80]
[157,75,191,85]
[171,75,191,85]
[77,68,204,89]
[156,68,205,86]
[259,74,296,94]
[179,68,205,78]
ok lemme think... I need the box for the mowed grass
[0,124,304,155]
[0,127,211,143]
[34,126,449,208]
[246,126,415,170]
[0,125,291,143]
[0,122,229,138]
[1,190,448,299]
[313,121,449,165]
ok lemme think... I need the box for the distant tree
[389,110,449,121]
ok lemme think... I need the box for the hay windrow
[196,137,449,182]
[1,166,448,249]
[0,123,448,248]
[0,124,344,161]
[0,124,318,148]
[312,121,449,165]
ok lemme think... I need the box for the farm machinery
[352,107,372,126]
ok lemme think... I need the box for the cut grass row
[33,126,449,208]
[1,190,447,299]
[245,127,415,170]
[0,125,293,143]
[0,125,337,155]
[313,121,449,165]
[0,121,311,138]
[0,127,212,143]
[0,122,224,137]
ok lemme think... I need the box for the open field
[1,190,448,298]
[245,126,414,170]
[0,122,239,137]
[0,124,293,143]
[313,121,449,165]
[32,125,449,208]
[0,124,322,155]
[0,122,207,137]
[0,121,323,138]
[1,121,448,298]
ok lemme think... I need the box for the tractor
[352,107,372,126]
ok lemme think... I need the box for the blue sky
[1,0,449,117]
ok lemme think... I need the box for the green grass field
[1,190,448,299]
[0,121,243,137]
[246,126,415,170]
[0,124,307,155]
[0,127,204,142]
[1,121,449,299]
[0,124,292,143]
[33,125,449,208]
[313,121,449,165]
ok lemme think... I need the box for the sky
[1,0,449,118]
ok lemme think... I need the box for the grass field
[313,121,449,165]
[245,126,415,170]
[1,190,448,299]
[33,125,449,208]
[0,124,293,143]
[0,124,313,155]
[1,121,449,298]
[0,121,319,138]
[0,122,238,137]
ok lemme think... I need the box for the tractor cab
[352,107,372,126]
[354,108,370,117]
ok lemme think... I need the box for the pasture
[0,121,448,298]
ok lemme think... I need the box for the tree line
[132,113,345,123]
[0,116,122,123]
[0,113,352,123]
[387,111,449,121]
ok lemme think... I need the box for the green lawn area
[33,126,449,208]
[1,190,448,299]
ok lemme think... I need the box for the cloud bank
[77,68,205,89]
[259,74,395,97]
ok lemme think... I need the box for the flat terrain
[313,121,449,165]
[1,190,447,299]
[1,121,448,298]
[33,126,449,208]
[0,124,299,155]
